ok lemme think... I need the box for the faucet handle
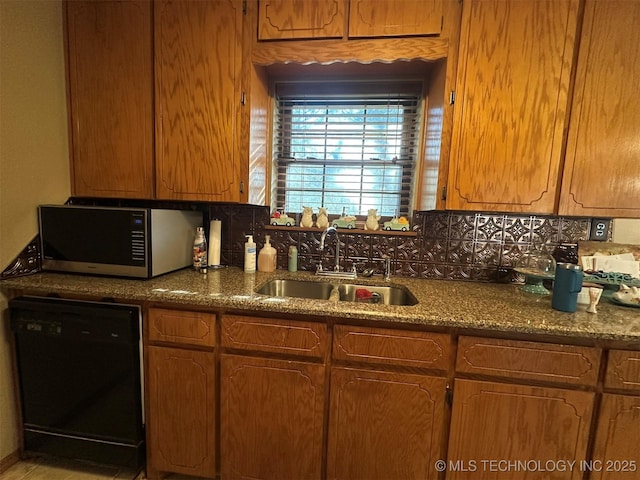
[348,261,361,275]
[372,256,392,280]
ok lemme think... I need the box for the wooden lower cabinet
[447,379,594,480]
[590,393,640,480]
[220,354,325,480]
[327,367,447,480]
[146,346,216,478]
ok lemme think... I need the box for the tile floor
[0,457,197,480]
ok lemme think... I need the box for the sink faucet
[316,227,357,279]
[319,226,341,272]
[383,256,392,281]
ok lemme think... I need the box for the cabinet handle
[449,91,455,105]
[445,383,453,405]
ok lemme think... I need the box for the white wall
[612,219,640,245]
[0,0,70,462]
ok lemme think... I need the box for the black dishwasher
[9,296,145,469]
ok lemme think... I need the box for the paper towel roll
[208,220,222,266]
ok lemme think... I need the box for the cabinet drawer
[147,308,216,348]
[456,336,601,386]
[221,315,328,359]
[332,325,451,370]
[605,350,640,392]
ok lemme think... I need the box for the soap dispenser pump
[258,235,277,272]
[244,235,256,273]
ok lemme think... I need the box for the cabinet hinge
[441,186,448,201]
[240,180,244,194]
[445,383,453,405]
[441,16,444,32]
[449,91,455,105]
[241,92,246,106]
[242,0,247,15]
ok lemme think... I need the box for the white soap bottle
[244,235,256,273]
[258,235,277,272]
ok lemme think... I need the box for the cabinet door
[348,0,442,38]
[66,1,153,198]
[559,0,640,217]
[447,379,593,479]
[146,346,215,478]
[447,0,579,213]
[590,393,640,480]
[327,367,446,480]
[155,0,243,201]
[220,354,325,480]
[258,0,346,40]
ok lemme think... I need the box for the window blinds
[273,81,423,218]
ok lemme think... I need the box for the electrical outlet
[589,219,611,241]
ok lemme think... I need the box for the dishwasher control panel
[12,318,62,336]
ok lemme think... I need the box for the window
[272,81,423,218]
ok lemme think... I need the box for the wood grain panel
[327,367,446,480]
[605,350,640,392]
[447,0,579,213]
[252,37,448,65]
[247,64,270,206]
[67,1,153,198]
[155,0,243,201]
[148,308,215,348]
[220,354,324,480]
[447,379,594,480]
[348,0,442,38]
[456,336,601,386]
[591,393,640,480]
[258,0,345,40]
[147,346,215,478]
[558,0,640,217]
[333,325,450,370]
[221,314,328,358]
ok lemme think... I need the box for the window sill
[265,225,417,237]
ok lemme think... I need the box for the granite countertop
[2,268,640,344]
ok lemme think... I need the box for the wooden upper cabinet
[447,0,579,213]
[348,0,442,38]
[559,0,640,218]
[155,0,244,201]
[258,0,346,40]
[66,1,153,199]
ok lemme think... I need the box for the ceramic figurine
[383,215,410,231]
[331,214,357,229]
[364,209,381,231]
[270,210,295,226]
[300,206,314,228]
[612,284,640,306]
[316,207,329,229]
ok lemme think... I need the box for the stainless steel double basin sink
[256,279,418,306]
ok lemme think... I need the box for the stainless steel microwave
[38,205,202,278]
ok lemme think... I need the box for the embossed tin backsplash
[2,199,600,282]
[208,204,599,283]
